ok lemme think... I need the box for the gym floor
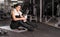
[0,19,60,37]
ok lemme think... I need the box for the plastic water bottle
[24,15,27,22]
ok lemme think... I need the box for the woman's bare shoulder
[11,8,16,12]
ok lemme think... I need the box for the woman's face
[16,6,21,11]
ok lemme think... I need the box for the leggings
[10,20,36,31]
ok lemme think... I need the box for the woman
[10,4,36,31]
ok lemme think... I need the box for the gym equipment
[55,17,60,27]
[42,0,55,23]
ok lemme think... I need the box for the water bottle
[23,14,27,22]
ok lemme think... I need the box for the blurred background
[0,0,60,37]
[0,0,60,27]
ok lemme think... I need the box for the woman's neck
[16,9,19,12]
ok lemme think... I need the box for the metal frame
[45,0,54,23]
[28,0,37,22]
[40,0,42,22]
[40,0,55,23]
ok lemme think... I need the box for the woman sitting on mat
[10,3,37,31]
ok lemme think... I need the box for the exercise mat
[0,26,27,33]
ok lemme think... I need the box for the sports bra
[13,9,22,16]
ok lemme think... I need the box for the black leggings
[10,21,36,31]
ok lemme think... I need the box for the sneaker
[17,28,25,30]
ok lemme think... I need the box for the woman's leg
[10,21,21,29]
[25,21,37,28]
[18,21,34,31]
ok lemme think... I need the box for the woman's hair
[13,3,22,8]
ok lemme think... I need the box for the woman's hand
[21,17,26,20]
[21,17,27,22]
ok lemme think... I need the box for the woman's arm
[11,10,25,21]
[20,14,24,18]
